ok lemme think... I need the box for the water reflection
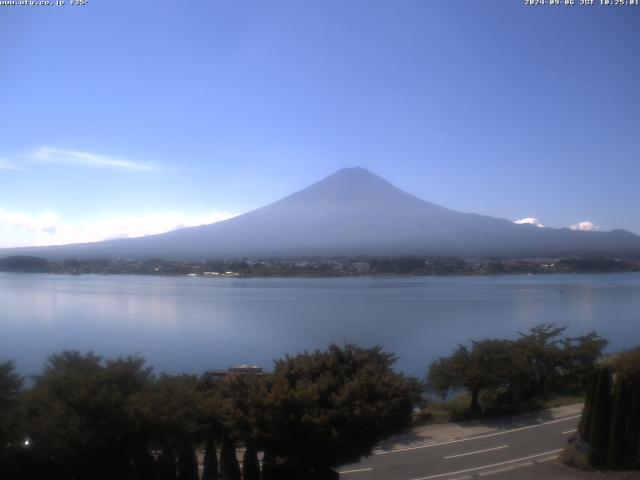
[1,272,639,378]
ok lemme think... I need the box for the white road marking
[477,466,516,476]
[374,415,580,455]
[409,449,563,480]
[444,445,508,459]
[562,428,577,434]
[338,467,373,474]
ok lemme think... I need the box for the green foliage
[242,443,260,480]
[157,451,178,480]
[1,344,419,479]
[607,376,629,469]
[202,436,219,480]
[515,324,569,399]
[587,367,612,468]
[216,374,267,446]
[0,361,22,405]
[220,434,241,480]
[607,347,640,380]
[515,325,607,400]
[0,255,49,272]
[428,324,607,415]
[133,451,157,480]
[177,445,198,480]
[561,332,609,395]
[578,372,598,441]
[23,351,153,479]
[133,373,201,451]
[0,361,23,474]
[580,348,640,471]
[428,339,526,413]
[254,344,418,474]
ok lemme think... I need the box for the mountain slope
[3,167,640,259]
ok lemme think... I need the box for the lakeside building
[204,364,265,380]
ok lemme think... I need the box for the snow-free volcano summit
[4,167,640,259]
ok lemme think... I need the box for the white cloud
[0,158,19,170]
[569,220,600,232]
[0,210,238,248]
[514,217,544,228]
[31,146,156,171]
[0,209,59,234]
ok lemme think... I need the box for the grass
[560,444,591,471]
[541,395,584,409]
[412,393,584,427]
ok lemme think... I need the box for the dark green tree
[220,433,241,480]
[23,351,153,480]
[0,255,49,272]
[578,348,640,470]
[157,451,177,480]
[0,361,24,478]
[560,331,608,394]
[242,443,260,480]
[255,344,417,478]
[607,376,629,469]
[586,366,611,468]
[132,451,157,480]
[133,374,202,480]
[428,340,520,413]
[515,324,568,399]
[177,445,198,480]
[578,371,599,441]
[215,373,266,479]
[202,435,219,480]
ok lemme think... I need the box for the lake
[1,272,639,378]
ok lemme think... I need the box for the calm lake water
[1,272,639,378]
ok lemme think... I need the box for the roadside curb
[374,404,584,454]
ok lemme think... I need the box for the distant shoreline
[2,254,639,278]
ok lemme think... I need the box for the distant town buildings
[2,255,638,277]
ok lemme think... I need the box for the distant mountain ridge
[3,167,640,259]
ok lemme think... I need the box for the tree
[242,443,260,480]
[0,361,23,477]
[428,340,520,413]
[578,349,640,471]
[201,434,219,480]
[132,451,157,480]
[586,367,612,468]
[177,444,199,480]
[157,451,178,480]
[22,351,153,480]
[515,324,568,399]
[133,373,202,478]
[254,344,418,478]
[0,255,48,272]
[428,326,607,414]
[561,331,608,394]
[219,433,241,480]
[215,373,265,477]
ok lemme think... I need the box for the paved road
[339,413,580,480]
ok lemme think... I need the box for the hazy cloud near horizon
[30,146,157,172]
[0,209,238,248]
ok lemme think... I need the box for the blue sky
[1,0,639,247]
